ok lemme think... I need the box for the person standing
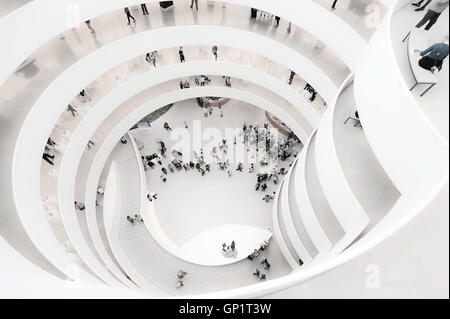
[212,45,218,61]
[190,0,199,10]
[274,16,280,27]
[85,20,95,34]
[141,3,149,15]
[124,7,136,25]
[146,52,156,66]
[416,0,449,30]
[331,0,338,10]
[87,140,95,150]
[288,70,296,85]
[47,137,56,148]
[179,46,185,63]
[79,89,90,102]
[164,122,173,131]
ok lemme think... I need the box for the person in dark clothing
[67,104,77,117]
[43,153,55,165]
[412,0,432,10]
[274,16,280,27]
[47,137,56,147]
[127,216,135,224]
[146,52,156,66]
[74,201,85,211]
[288,70,296,85]
[418,41,449,71]
[261,259,271,270]
[85,20,95,34]
[164,122,172,131]
[141,3,149,15]
[87,140,95,150]
[179,47,185,63]
[124,7,136,25]
[261,183,268,192]
[331,0,338,10]
[190,0,199,10]
[415,0,449,30]
[212,45,218,61]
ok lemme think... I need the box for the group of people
[145,51,158,67]
[178,46,220,63]
[137,117,299,205]
[410,0,449,73]
[221,241,237,258]
[123,4,150,25]
[250,7,281,28]
[43,137,57,166]
[126,214,144,225]
[176,270,188,289]
[248,237,272,281]
[304,83,318,102]
[43,87,93,166]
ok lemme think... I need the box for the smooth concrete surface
[265,183,449,299]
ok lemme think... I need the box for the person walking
[190,0,199,10]
[141,3,149,15]
[288,70,296,85]
[42,153,55,165]
[331,0,338,10]
[127,216,136,224]
[416,0,449,30]
[87,140,95,150]
[124,7,136,25]
[67,104,77,117]
[47,137,56,147]
[85,20,95,34]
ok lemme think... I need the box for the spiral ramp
[0,0,447,298]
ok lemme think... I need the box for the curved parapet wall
[354,8,449,197]
[0,0,447,299]
[11,26,335,279]
[0,0,366,87]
